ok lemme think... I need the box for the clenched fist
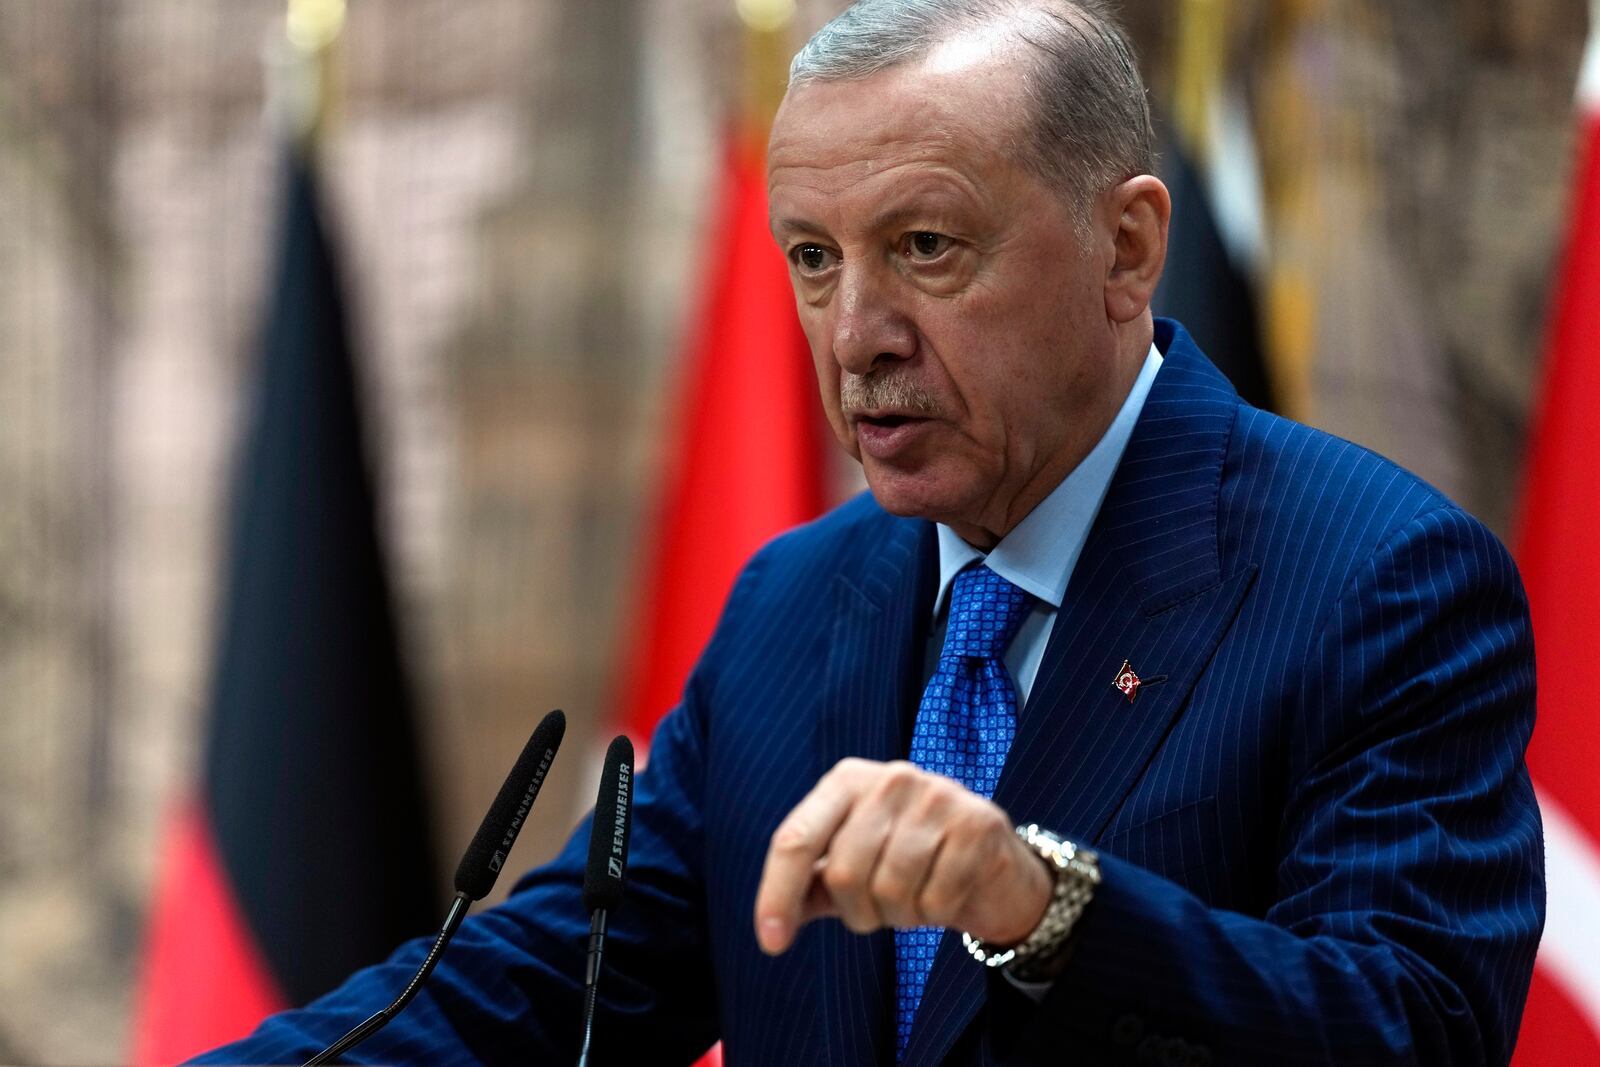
[753,758,1052,954]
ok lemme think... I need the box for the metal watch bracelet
[962,824,1100,979]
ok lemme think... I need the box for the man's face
[767,43,1126,544]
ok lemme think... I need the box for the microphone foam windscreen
[582,735,635,914]
[454,709,567,901]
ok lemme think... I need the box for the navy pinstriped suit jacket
[198,320,1543,1066]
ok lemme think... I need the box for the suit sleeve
[185,559,766,1067]
[1006,506,1544,1066]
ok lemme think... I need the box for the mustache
[839,373,942,417]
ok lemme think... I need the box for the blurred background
[0,0,1593,1063]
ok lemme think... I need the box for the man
[195,1,1543,1063]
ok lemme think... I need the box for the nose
[831,262,916,376]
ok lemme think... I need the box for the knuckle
[910,781,955,825]
[833,756,870,780]
[883,760,920,785]
[869,864,911,904]
[954,802,1007,843]
[869,762,920,805]
[821,858,861,895]
[918,884,961,926]
[839,907,878,934]
[946,808,981,843]
[772,819,812,853]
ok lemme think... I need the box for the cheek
[797,298,833,360]
[804,340,855,448]
[810,356,840,416]
[800,318,834,393]
[914,304,996,409]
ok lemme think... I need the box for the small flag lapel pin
[1112,660,1141,703]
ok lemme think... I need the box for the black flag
[133,152,440,1062]
[1154,134,1276,413]
[208,151,440,1001]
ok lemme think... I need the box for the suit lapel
[904,325,1258,1067]
[814,514,935,1066]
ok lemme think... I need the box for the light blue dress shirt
[926,343,1164,707]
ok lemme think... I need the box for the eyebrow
[771,203,962,241]
[770,217,817,238]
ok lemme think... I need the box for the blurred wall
[0,0,1583,1062]
[0,1,737,1058]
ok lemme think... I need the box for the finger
[799,858,835,925]
[916,803,1012,929]
[819,795,897,934]
[754,760,872,953]
[871,823,945,928]
[870,784,956,927]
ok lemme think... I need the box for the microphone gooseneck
[302,709,568,1066]
[302,893,471,1066]
[576,735,634,1067]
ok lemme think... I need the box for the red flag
[131,803,287,1063]
[1512,54,1600,1063]
[610,130,825,1067]
[614,130,826,748]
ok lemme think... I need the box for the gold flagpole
[1171,0,1225,168]
[283,0,346,151]
[736,0,796,141]
[1255,0,1327,424]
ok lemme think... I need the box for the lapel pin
[1112,660,1141,703]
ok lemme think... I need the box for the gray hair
[789,0,1154,217]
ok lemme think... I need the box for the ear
[1102,175,1170,324]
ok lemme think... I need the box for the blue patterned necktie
[894,564,1034,1061]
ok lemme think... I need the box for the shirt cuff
[1002,968,1053,1003]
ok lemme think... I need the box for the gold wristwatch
[961,824,1100,981]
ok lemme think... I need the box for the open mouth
[859,414,918,429]
[853,413,930,457]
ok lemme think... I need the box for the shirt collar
[933,342,1164,618]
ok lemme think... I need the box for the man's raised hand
[752,758,1052,955]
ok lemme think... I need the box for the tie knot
[941,565,1033,661]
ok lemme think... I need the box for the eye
[790,243,838,275]
[902,231,952,261]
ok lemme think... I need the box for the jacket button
[1113,1014,1145,1046]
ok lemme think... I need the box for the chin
[861,466,971,526]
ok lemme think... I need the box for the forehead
[766,54,1037,216]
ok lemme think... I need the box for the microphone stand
[303,892,470,1066]
[295,710,566,1065]
[574,734,632,1067]
[575,908,608,1067]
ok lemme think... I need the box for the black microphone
[456,709,568,902]
[576,735,634,1067]
[303,709,567,1066]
